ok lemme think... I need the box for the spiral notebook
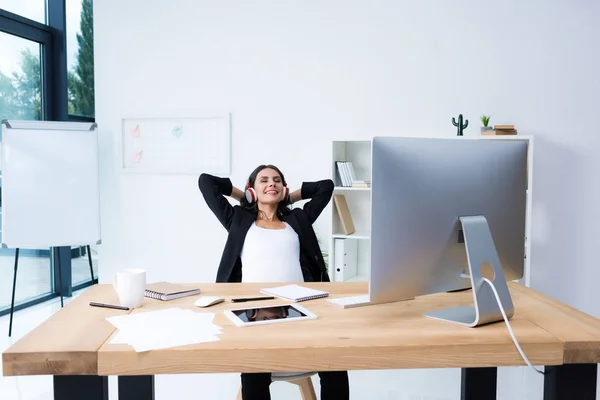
[260,284,329,302]
[145,282,201,301]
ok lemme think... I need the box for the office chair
[236,372,317,400]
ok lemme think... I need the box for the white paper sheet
[107,308,223,352]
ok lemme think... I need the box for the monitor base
[446,287,471,293]
[424,215,515,328]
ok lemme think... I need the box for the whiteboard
[121,115,231,175]
[1,120,101,249]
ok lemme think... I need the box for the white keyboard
[327,295,371,308]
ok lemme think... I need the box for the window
[0,32,43,121]
[0,0,47,24]
[66,0,97,284]
[0,0,97,318]
[66,0,94,118]
[0,32,52,313]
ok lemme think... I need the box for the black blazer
[198,173,334,283]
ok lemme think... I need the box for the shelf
[334,186,370,191]
[332,232,370,240]
[330,140,373,283]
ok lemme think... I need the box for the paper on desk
[130,331,220,352]
[106,308,222,352]
[109,330,129,344]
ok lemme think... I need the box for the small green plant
[316,234,329,269]
[322,252,329,269]
[481,115,491,127]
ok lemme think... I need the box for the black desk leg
[544,364,597,400]
[54,375,108,400]
[461,367,497,400]
[119,375,155,400]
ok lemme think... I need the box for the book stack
[335,161,371,187]
[351,181,370,188]
[483,125,518,136]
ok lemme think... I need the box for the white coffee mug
[113,268,146,308]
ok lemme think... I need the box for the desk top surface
[3,281,600,376]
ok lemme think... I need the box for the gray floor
[0,250,99,310]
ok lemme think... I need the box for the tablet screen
[233,305,307,323]
[224,303,317,327]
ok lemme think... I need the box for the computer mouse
[194,296,225,308]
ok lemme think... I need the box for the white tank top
[240,222,304,283]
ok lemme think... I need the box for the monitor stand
[423,215,514,328]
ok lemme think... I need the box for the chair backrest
[270,372,316,382]
[236,373,318,400]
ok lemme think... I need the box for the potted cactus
[480,115,493,134]
[452,114,468,136]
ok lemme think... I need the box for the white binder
[333,238,358,281]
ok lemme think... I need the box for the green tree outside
[11,48,42,120]
[68,0,94,117]
[0,70,20,119]
[0,49,41,120]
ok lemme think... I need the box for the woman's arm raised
[294,179,334,224]
[230,186,245,202]
[198,173,241,231]
[289,189,302,204]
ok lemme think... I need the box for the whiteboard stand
[8,247,64,337]
[86,245,97,284]
[8,249,20,337]
[8,246,96,337]
[1,119,102,337]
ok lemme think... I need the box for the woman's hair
[240,164,291,219]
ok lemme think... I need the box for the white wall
[94,1,600,399]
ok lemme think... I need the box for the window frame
[0,1,96,317]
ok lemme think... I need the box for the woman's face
[253,168,284,205]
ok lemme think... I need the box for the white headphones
[244,183,257,203]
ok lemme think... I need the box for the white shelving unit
[327,136,534,287]
[479,134,534,287]
[329,140,372,282]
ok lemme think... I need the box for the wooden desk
[3,282,600,400]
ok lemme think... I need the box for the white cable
[481,277,545,375]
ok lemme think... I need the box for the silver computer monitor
[368,136,528,327]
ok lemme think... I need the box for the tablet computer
[224,303,317,327]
